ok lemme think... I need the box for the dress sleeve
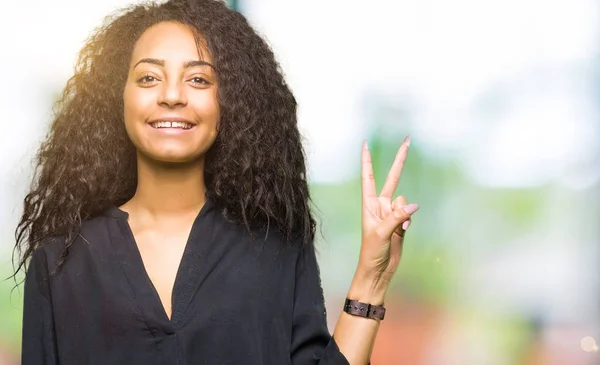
[290,242,350,365]
[22,248,59,365]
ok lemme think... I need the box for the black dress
[22,196,350,365]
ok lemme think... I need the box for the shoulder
[258,227,320,276]
[34,210,115,272]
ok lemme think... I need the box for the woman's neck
[124,153,207,218]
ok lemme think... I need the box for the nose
[158,80,187,108]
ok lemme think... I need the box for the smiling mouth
[150,121,195,130]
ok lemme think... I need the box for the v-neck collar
[105,195,217,333]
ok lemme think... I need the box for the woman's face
[123,21,219,164]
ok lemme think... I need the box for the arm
[330,270,391,364]
[291,138,418,365]
[22,249,59,365]
[331,137,418,364]
[290,242,349,365]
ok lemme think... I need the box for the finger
[378,203,419,239]
[361,140,377,202]
[392,196,409,236]
[394,225,406,238]
[380,136,410,199]
[391,198,402,237]
[402,219,411,231]
[396,195,408,206]
[393,220,411,238]
[390,228,404,264]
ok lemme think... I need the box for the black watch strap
[343,298,386,320]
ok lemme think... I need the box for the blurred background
[1,0,599,364]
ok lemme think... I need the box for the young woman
[15,0,419,364]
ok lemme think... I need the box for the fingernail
[403,204,419,215]
[402,220,410,230]
[403,135,411,147]
[363,140,369,150]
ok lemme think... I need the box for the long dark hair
[13,0,315,276]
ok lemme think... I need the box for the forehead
[131,21,211,64]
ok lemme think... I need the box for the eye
[137,75,157,84]
[190,77,210,86]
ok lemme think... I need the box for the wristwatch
[343,298,386,320]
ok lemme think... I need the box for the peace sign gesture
[350,136,419,303]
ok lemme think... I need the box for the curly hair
[13,0,316,276]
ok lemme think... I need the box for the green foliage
[0,266,23,356]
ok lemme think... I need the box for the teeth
[151,121,193,129]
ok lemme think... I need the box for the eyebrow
[133,58,215,70]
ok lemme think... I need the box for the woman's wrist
[347,269,389,305]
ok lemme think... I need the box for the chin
[142,149,205,165]
[156,155,197,164]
